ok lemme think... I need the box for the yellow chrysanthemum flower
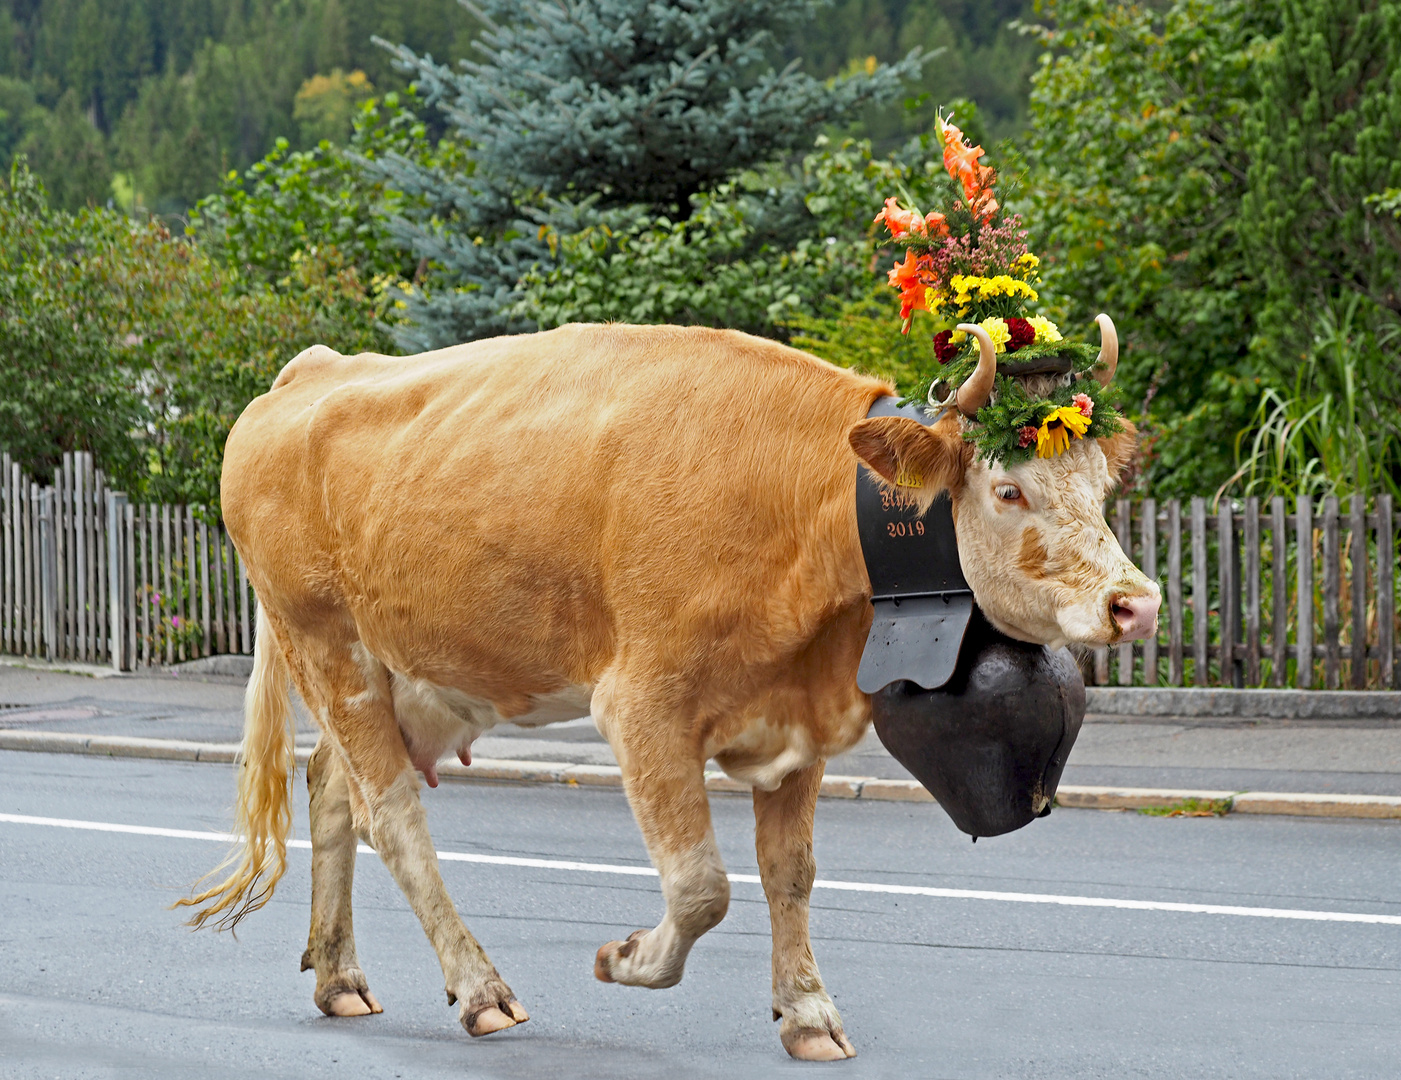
[981,316,1011,353]
[1035,406,1092,458]
[1027,315,1062,344]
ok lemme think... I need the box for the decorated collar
[854,396,974,694]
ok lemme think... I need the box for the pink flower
[1018,426,1039,448]
[1073,393,1094,418]
[171,616,181,629]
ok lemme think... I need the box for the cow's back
[222,323,888,697]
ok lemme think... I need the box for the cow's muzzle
[1110,589,1160,643]
[871,608,1085,838]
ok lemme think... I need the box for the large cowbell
[856,397,1085,838]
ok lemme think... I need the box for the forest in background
[0,0,1034,213]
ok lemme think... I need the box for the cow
[182,320,1160,1061]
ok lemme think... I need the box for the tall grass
[1221,296,1401,502]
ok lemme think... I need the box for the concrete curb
[16,653,1394,719]
[3,729,1399,821]
[163,655,257,678]
[0,656,125,679]
[1052,785,1238,811]
[1085,687,1401,720]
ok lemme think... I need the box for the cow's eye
[995,484,1022,503]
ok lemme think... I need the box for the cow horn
[1093,313,1118,386]
[954,323,997,416]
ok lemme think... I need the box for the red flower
[1073,392,1094,418]
[1005,317,1035,352]
[1018,426,1038,448]
[933,329,957,363]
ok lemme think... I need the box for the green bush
[192,91,459,293]
[1241,0,1401,346]
[0,158,395,509]
[1018,0,1280,496]
[516,135,953,344]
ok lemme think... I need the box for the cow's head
[849,317,1161,650]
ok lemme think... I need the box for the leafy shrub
[517,135,953,343]
[0,158,395,509]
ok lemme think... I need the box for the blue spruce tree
[371,0,923,348]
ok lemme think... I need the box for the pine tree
[371,0,923,348]
[1242,0,1401,342]
[17,88,110,208]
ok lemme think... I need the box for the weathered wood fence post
[39,486,57,661]
[108,491,128,672]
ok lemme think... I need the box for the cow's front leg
[593,702,730,988]
[754,761,855,1061]
[301,737,382,1017]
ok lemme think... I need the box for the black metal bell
[871,608,1085,838]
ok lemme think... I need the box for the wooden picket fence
[1091,494,1398,689]
[1,451,1397,686]
[2,452,253,670]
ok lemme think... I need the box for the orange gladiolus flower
[940,119,998,221]
[875,197,952,239]
[941,121,982,181]
[874,196,920,238]
[887,249,928,329]
[923,209,950,237]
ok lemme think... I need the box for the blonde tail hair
[177,604,296,930]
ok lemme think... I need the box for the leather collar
[855,396,975,692]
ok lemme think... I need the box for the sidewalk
[3,659,1400,815]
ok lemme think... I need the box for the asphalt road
[2,753,1400,1080]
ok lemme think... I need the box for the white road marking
[3,811,1400,926]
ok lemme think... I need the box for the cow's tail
[177,604,296,931]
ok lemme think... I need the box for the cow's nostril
[1109,593,1161,641]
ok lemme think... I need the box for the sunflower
[1035,406,1092,458]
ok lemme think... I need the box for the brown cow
[183,321,1159,1061]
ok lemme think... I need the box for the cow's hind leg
[755,761,855,1061]
[286,623,528,1037]
[593,686,730,989]
[301,736,382,1017]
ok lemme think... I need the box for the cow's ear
[1099,419,1139,492]
[848,414,967,508]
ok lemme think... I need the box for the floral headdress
[874,117,1123,466]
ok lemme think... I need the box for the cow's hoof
[325,989,382,1017]
[591,930,655,986]
[462,998,529,1037]
[782,1026,857,1061]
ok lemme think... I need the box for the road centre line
[4,811,1400,927]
